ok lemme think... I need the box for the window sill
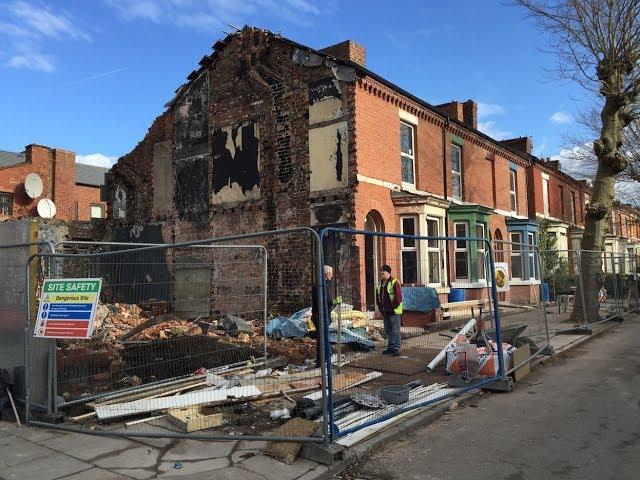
[509,279,541,286]
[450,281,488,289]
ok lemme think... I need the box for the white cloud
[550,111,573,124]
[1,1,90,72]
[478,120,512,140]
[107,0,330,30]
[477,101,505,118]
[9,1,90,41]
[76,153,118,168]
[6,52,54,72]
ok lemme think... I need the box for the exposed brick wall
[0,145,103,223]
[107,28,359,315]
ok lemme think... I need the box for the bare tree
[515,0,640,323]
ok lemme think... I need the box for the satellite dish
[24,173,43,199]
[37,198,56,219]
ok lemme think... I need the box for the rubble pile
[91,303,146,342]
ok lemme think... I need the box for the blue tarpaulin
[329,326,375,351]
[266,308,310,339]
[401,286,441,312]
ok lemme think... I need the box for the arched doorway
[364,211,384,310]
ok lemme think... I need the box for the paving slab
[43,432,139,461]
[110,468,156,480]
[12,426,68,443]
[0,452,91,480]
[94,446,161,469]
[230,448,260,464]
[161,439,235,461]
[237,454,317,480]
[157,458,229,477]
[0,437,54,467]
[60,467,132,480]
[172,466,268,480]
[296,465,329,480]
[236,440,268,451]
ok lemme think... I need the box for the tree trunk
[571,93,627,325]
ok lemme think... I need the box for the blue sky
[0,0,587,167]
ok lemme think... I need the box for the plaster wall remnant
[309,78,343,125]
[212,121,260,204]
[152,140,174,216]
[174,72,209,160]
[309,121,348,191]
[113,185,127,219]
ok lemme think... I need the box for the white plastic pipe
[426,318,477,372]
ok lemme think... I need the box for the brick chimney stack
[436,100,478,130]
[320,40,366,67]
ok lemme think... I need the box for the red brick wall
[528,164,588,227]
[74,184,105,221]
[0,145,101,222]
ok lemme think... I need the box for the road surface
[337,317,640,480]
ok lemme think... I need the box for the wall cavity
[211,121,260,204]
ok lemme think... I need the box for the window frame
[426,216,442,285]
[451,143,463,200]
[509,168,518,213]
[510,231,524,279]
[400,215,419,284]
[400,121,416,187]
[542,175,550,216]
[453,221,470,279]
[476,223,487,281]
[570,191,576,224]
[559,185,565,217]
[0,192,12,216]
[527,231,537,280]
[90,203,105,219]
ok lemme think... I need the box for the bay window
[510,232,524,279]
[401,216,418,283]
[454,221,469,279]
[476,223,487,280]
[426,217,441,284]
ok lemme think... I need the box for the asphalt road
[338,317,640,480]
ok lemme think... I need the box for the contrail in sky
[65,67,128,86]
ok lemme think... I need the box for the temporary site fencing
[22,228,332,444]
[2,226,638,446]
[319,228,513,443]
[0,241,55,415]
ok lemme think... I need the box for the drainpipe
[442,117,451,288]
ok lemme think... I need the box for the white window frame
[400,215,419,284]
[90,204,105,219]
[570,191,576,224]
[400,122,416,187]
[527,232,537,280]
[476,223,487,281]
[542,173,549,216]
[426,216,442,285]
[509,169,518,213]
[451,144,463,200]
[510,231,524,279]
[454,221,470,279]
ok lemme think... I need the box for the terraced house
[107,26,639,314]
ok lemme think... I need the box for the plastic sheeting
[402,286,440,312]
[266,308,311,339]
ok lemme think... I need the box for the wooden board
[167,406,222,433]
[95,385,262,420]
[512,345,531,382]
[350,347,441,375]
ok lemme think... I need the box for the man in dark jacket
[311,265,336,367]
[376,264,403,356]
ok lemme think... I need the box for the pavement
[0,425,328,480]
[335,316,640,480]
[0,313,629,480]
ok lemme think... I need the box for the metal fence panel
[320,228,508,441]
[25,228,329,444]
[0,241,54,411]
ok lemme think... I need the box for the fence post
[575,250,589,329]
[610,252,620,315]
[486,240,504,376]
[635,254,640,312]
[536,247,552,350]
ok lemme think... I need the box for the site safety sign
[34,278,102,339]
